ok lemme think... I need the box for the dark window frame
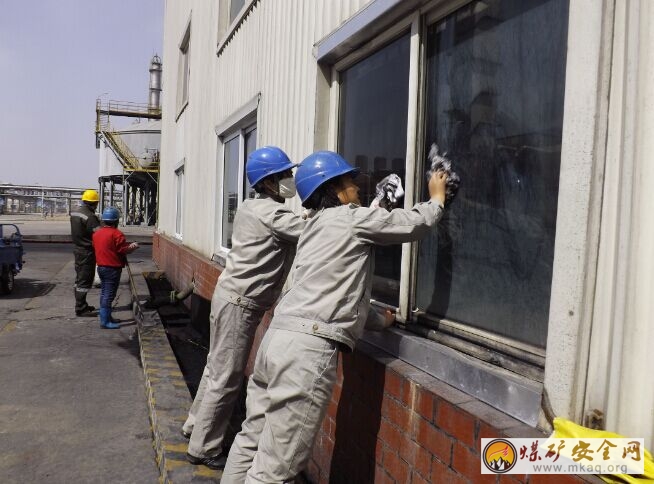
[331,0,570,383]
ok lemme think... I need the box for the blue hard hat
[295,151,359,203]
[101,207,120,222]
[246,146,296,186]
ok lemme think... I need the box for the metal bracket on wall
[583,409,605,430]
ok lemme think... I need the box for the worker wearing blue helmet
[185,146,306,470]
[222,151,448,483]
[92,207,139,329]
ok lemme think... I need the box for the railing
[95,99,161,123]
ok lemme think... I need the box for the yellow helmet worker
[70,188,101,316]
[81,189,99,203]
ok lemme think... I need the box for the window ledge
[314,0,419,63]
[175,100,189,122]
[361,326,543,426]
[217,0,259,57]
[211,249,228,268]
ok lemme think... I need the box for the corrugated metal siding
[211,0,371,222]
[181,1,220,255]
[160,0,372,255]
[160,1,220,255]
[158,1,192,239]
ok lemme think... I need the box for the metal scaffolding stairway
[95,100,160,173]
[95,98,161,226]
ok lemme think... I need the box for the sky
[0,0,163,188]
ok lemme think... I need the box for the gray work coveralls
[186,194,305,459]
[222,199,444,483]
[70,203,100,313]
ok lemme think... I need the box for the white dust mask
[278,177,297,198]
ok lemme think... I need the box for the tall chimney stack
[148,54,162,112]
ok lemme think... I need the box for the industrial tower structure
[95,55,162,225]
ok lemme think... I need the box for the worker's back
[70,203,99,249]
[216,194,304,311]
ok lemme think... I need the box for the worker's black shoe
[181,429,191,439]
[75,306,97,317]
[186,452,227,470]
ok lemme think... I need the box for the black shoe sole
[186,453,226,470]
[76,311,97,317]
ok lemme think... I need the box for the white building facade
[157,0,654,481]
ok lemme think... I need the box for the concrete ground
[0,243,159,483]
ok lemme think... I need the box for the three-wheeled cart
[0,224,24,294]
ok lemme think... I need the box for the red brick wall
[153,232,598,484]
[152,232,222,302]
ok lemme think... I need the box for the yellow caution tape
[552,418,654,483]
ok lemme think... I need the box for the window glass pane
[243,127,257,200]
[230,0,246,23]
[182,49,189,103]
[179,35,190,107]
[175,168,183,234]
[416,0,569,347]
[222,136,240,248]
[338,33,410,306]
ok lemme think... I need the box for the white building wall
[159,1,191,240]
[160,1,220,253]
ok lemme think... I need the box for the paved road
[0,243,159,483]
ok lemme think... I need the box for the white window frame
[330,15,418,321]
[176,17,191,120]
[328,15,424,327]
[318,0,607,428]
[174,162,185,239]
[213,95,260,259]
[218,125,256,252]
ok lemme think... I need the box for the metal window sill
[210,250,228,268]
[175,100,189,122]
[361,326,542,426]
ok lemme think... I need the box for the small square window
[177,25,191,114]
[175,164,185,237]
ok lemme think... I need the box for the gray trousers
[73,247,96,311]
[222,328,338,484]
[73,247,95,290]
[185,294,263,458]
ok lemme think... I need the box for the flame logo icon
[482,439,517,473]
